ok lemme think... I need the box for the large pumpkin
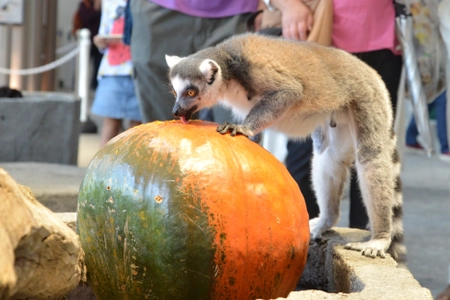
[77,120,309,300]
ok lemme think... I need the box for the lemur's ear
[199,59,219,85]
[165,55,184,68]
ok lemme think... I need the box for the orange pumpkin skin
[78,120,310,300]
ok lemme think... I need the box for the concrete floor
[77,132,450,298]
[397,152,450,298]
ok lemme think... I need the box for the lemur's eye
[186,89,196,97]
[171,90,177,97]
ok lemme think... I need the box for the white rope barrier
[0,47,79,76]
[56,42,78,55]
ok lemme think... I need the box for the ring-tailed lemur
[165,33,406,263]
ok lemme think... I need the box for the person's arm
[268,0,313,41]
[93,0,110,52]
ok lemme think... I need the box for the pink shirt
[332,0,398,53]
[150,0,259,18]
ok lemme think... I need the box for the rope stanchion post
[78,29,91,123]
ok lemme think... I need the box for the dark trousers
[90,45,103,90]
[285,138,319,219]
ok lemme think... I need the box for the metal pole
[0,25,11,86]
[26,0,43,91]
[78,28,91,122]
[9,24,25,89]
[394,66,406,164]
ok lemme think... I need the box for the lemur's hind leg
[343,148,394,258]
[343,110,396,258]
[309,121,355,239]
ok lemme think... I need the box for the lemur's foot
[309,217,333,240]
[216,122,254,137]
[344,238,391,259]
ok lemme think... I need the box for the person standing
[434,1,450,298]
[91,0,142,147]
[331,0,403,228]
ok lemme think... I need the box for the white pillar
[77,28,91,123]
[0,25,11,86]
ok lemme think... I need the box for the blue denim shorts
[91,75,142,121]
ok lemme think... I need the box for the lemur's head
[166,55,223,123]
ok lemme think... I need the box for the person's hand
[93,35,108,50]
[276,0,314,41]
[253,12,264,32]
[253,0,267,32]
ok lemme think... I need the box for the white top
[97,0,132,78]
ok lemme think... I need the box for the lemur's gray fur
[165,33,406,263]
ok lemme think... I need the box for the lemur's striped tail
[387,148,407,264]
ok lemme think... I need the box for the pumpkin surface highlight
[77,120,310,300]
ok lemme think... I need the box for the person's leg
[285,139,319,219]
[435,4,450,298]
[349,169,368,229]
[92,76,131,144]
[405,116,420,146]
[439,0,450,159]
[90,46,103,90]
[100,118,122,147]
[128,120,142,128]
[433,91,449,154]
[130,0,197,123]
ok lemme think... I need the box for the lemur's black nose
[172,102,182,117]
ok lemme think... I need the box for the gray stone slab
[0,92,81,165]
[288,228,433,300]
[1,162,86,212]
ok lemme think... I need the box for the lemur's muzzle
[172,102,198,124]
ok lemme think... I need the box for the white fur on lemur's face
[166,55,222,123]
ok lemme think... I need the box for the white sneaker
[438,152,450,162]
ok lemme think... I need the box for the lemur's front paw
[216,122,254,137]
[344,238,391,259]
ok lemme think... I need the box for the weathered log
[0,168,84,300]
